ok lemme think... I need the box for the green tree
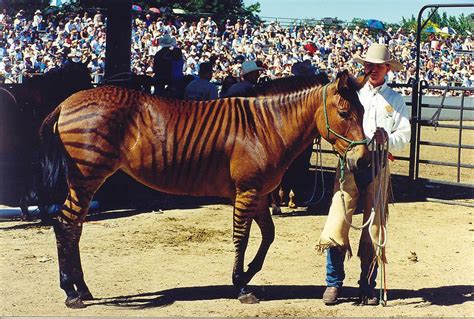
[400,10,472,36]
[400,14,417,32]
[428,8,442,26]
[143,0,261,25]
[457,13,472,35]
[448,15,460,32]
[440,12,449,28]
[3,0,51,14]
[191,0,261,24]
[350,17,365,28]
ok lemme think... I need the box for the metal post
[414,81,424,180]
[457,92,465,183]
[408,80,418,181]
[104,0,132,79]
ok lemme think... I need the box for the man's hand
[374,127,388,144]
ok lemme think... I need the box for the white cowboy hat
[353,43,403,72]
[241,60,263,75]
[68,50,82,58]
[35,10,42,14]
[158,34,176,48]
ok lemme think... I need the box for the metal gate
[409,3,474,194]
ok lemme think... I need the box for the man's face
[244,70,259,84]
[364,62,390,86]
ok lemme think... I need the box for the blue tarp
[366,19,385,30]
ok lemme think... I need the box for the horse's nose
[346,144,369,172]
[347,156,367,172]
[356,156,369,170]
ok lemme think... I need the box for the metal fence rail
[416,85,473,184]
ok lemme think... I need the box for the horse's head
[318,70,370,172]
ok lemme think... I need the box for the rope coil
[338,135,390,306]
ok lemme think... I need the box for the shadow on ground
[86,284,472,309]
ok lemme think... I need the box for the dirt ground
[0,121,473,317]
[1,200,473,317]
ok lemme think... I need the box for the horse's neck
[267,85,322,156]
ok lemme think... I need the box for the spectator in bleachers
[152,33,177,94]
[225,60,263,97]
[1,7,472,96]
[184,61,218,100]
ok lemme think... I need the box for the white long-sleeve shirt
[358,81,411,153]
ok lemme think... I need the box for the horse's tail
[38,106,68,214]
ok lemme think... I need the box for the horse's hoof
[271,207,282,216]
[65,296,86,309]
[79,291,94,300]
[238,292,260,304]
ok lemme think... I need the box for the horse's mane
[256,72,330,96]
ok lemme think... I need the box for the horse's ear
[335,70,350,92]
[351,71,372,90]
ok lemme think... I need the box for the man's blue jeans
[326,247,377,292]
[326,248,345,288]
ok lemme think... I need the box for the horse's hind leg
[54,171,108,308]
[246,202,275,283]
[232,189,274,304]
[232,189,257,303]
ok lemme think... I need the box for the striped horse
[39,70,370,308]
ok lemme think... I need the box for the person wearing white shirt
[319,43,410,306]
[32,10,42,28]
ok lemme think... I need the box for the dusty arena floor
[1,121,473,317]
[0,200,473,317]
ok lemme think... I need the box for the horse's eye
[338,110,349,119]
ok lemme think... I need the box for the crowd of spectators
[1,8,472,96]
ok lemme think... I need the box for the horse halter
[322,84,369,179]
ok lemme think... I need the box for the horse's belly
[122,162,234,198]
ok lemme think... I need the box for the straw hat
[158,34,176,48]
[353,43,403,72]
[241,60,263,75]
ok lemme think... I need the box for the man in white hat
[67,50,82,63]
[33,10,43,28]
[318,43,411,306]
[225,60,263,97]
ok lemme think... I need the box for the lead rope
[339,137,389,306]
[304,137,325,206]
[375,139,389,306]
